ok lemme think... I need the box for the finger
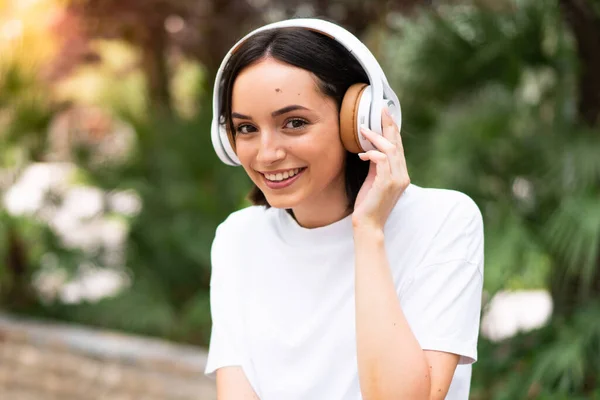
[360,126,404,173]
[358,150,392,186]
[360,125,396,154]
[361,127,410,187]
[381,107,404,152]
[358,150,387,163]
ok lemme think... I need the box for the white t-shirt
[205,184,484,400]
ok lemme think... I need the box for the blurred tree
[50,0,262,115]
[0,27,58,311]
[546,0,600,319]
[51,0,428,115]
[2,218,30,309]
[559,0,600,126]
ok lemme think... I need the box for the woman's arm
[353,225,459,400]
[216,367,260,400]
[352,108,461,399]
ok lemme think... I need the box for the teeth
[265,168,301,182]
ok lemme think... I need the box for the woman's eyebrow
[232,112,252,120]
[272,104,309,117]
[231,105,310,120]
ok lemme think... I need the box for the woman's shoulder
[396,184,482,220]
[215,205,273,239]
[390,184,484,268]
[387,184,483,237]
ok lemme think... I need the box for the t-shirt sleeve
[204,222,245,379]
[400,196,484,365]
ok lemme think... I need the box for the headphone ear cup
[340,83,369,153]
[224,124,237,154]
[217,122,240,166]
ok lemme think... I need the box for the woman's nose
[256,131,285,165]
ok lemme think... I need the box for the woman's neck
[288,192,351,229]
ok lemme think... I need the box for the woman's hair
[219,26,370,211]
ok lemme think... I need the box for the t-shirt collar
[276,207,354,246]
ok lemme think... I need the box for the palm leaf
[544,194,600,299]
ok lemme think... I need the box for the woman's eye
[285,118,308,129]
[236,124,256,135]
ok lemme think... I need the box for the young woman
[205,18,484,400]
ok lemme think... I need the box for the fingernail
[360,124,368,132]
[383,107,391,117]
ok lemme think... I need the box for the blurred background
[0,0,599,399]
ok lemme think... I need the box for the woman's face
[231,57,347,213]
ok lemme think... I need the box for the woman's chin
[263,192,304,210]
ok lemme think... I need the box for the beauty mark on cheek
[275,88,281,93]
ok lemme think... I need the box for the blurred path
[0,313,217,400]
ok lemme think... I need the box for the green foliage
[545,193,600,298]
[34,95,251,346]
[385,0,600,397]
[0,54,55,165]
[473,303,600,399]
[0,50,80,310]
[1,29,249,345]
[0,209,87,310]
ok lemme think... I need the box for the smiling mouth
[262,167,306,182]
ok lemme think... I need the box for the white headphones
[211,18,402,166]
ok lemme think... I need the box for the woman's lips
[261,168,306,190]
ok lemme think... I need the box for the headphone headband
[211,18,401,166]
